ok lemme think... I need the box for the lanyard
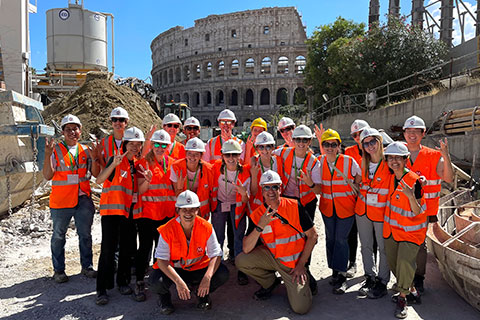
[225,169,239,196]
[327,154,340,175]
[110,135,122,157]
[169,141,176,156]
[155,156,167,174]
[187,167,199,191]
[259,157,274,174]
[394,168,409,190]
[293,150,308,180]
[62,142,79,173]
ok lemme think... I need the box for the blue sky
[28,0,476,81]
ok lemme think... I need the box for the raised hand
[45,137,55,156]
[298,169,313,186]
[113,149,128,167]
[137,163,152,182]
[435,138,450,158]
[250,161,261,177]
[314,123,325,142]
[234,182,248,197]
[146,124,157,141]
[258,206,278,229]
[176,173,186,191]
[399,180,414,199]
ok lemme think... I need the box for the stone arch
[183,66,190,81]
[169,69,174,83]
[204,91,212,106]
[245,89,254,105]
[183,92,189,105]
[260,88,270,105]
[245,58,255,74]
[294,87,306,105]
[277,56,289,74]
[163,70,167,85]
[168,94,173,102]
[205,62,212,78]
[174,93,180,102]
[295,55,306,74]
[217,60,225,77]
[194,64,201,80]
[261,57,271,74]
[216,90,225,106]
[276,88,288,106]
[175,67,181,82]
[203,119,212,127]
[231,59,239,76]
[231,89,238,106]
[192,92,200,107]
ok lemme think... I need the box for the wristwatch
[255,225,264,233]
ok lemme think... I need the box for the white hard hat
[277,117,295,130]
[403,115,426,130]
[176,190,200,208]
[221,139,242,154]
[61,114,82,128]
[185,137,205,152]
[259,170,282,186]
[255,132,275,146]
[360,127,382,142]
[292,125,313,139]
[124,127,145,142]
[217,109,236,122]
[151,129,171,144]
[378,129,394,145]
[184,116,200,127]
[384,142,410,156]
[163,113,182,125]
[350,119,369,134]
[110,106,129,119]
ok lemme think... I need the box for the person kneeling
[236,170,318,315]
[149,190,229,315]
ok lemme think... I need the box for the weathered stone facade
[150,7,307,126]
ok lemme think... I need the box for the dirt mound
[42,78,162,140]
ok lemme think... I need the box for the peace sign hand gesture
[113,149,128,167]
[176,173,186,191]
[298,169,314,186]
[435,138,450,158]
[234,182,248,197]
[138,163,152,182]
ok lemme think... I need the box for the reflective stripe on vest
[384,215,428,232]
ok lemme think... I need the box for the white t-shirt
[283,156,311,198]
[170,167,200,192]
[368,162,379,180]
[217,168,250,204]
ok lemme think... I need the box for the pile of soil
[43,77,162,140]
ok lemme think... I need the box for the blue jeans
[322,212,354,273]
[211,202,246,257]
[50,195,95,272]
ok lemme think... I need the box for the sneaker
[158,292,175,315]
[253,277,281,300]
[227,253,235,265]
[118,285,133,295]
[414,275,425,294]
[358,275,375,297]
[237,271,249,286]
[53,271,69,283]
[345,262,357,279]
[328,270,339,286]
[367,279,387,299]
[133,281,146,302]
[81,267,98,278]
[394,296,408,319]
[95,291,109,306]
[197,294,212,310]
[332,275,347,295]
[391,292,422,305]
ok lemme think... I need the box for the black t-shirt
[105,157,136,183]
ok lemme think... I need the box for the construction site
[0,0,480,319]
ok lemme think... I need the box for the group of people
[43,106,453,318]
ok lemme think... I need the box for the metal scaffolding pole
[389,0,401,22]
[369,0,380,26]
[412,0,425,29]
[440,0,454,47]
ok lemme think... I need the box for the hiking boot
[391,292,422,305]
[118,285,133,295]
[253,277,281,300]
[328,270,339,286]
[358,275,375,297]
[367,278,387,299]
[158,292,175,315]
[345,262,357,279]
[81,267,98,278]
[414,274,425,294]
[237,271,249,286]
[133,281,146,302]
[394,296,408,319]
[332,274,347,295]
[197,294,212,310]
[53,271,69,283]
[95,291,109,306]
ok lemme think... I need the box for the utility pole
[369,0,380,27]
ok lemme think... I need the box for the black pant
[226,216,234,256]
[96,214,136,293]
[135,217,170,281]
[348,219,358,264]
[149,263,229,296]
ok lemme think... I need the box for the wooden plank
[446,126,480,134]
[449,108,480,120]
[445,119,480,129]
[445,114,480,125]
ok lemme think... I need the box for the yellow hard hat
[250,117,267,131]
[321,129,341,143]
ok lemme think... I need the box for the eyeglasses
[262,185,280,191]
[386,155,406,162]
[219,120,234,126]
[184,126,199,131]
[322,141,339,148]
[294,138,311,144]
[279,126,294,134]
[362,139,378,149]
[165,123,180,128]
[112,118,126,123]
[351,132,360,139]
[256,145,274,151]
[223,153,240,158]
[153,143,168,149]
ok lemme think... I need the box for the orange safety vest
[168,141,186,160]
[99,156,137,217]
[249,155,284,214]
[319,154,357,218]
[154,216,212,271]
[171,158,214,220]
[102,135,122,163]
[344,144,362,166]
[134,157,176,220]
[50,143,92,209]
[355,160,391,222]
[250,198,306,268]
[383,170,427,245]
[206,135,243,163]
[280,147,318,206]
[406,146,442,217]
[211,160,250,227]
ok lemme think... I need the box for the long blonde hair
[361,136,384,178]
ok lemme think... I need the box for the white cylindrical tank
[46,3,107,71]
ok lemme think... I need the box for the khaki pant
[236,246,312,315]
[384,236,420,295]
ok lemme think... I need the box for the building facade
[150,7,308,126]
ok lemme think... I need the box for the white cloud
[426,0,477,46]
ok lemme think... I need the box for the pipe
[102,12,114,75]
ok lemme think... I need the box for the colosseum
[150,7,308,126]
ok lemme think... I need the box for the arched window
[260,88,270,105]
[174,94,180,102]
[276,88,288,106]
[168,94,173,102]
[231,90,238,106]
[183,66,190,81]
[205,91,212,106]
[231,59,239,76]
[183,93,189,105]
[169,69,174,83]
[245,89,254,105]
[203,119,212,127]
[294,87,306,105]
[175,67,181,82]
[261,57,271,74]
[163,70,168,85]
[277,56,289,74]
[217,61,225,77]
[245,58,254,74]
[216,90,224,106]
[194,64,201,80]
[193,92,200,107]
[295,56,306,74]
[205,62,212,78]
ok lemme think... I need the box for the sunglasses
[294,138,311,144]
[279,126,294,134]
[112,118,126,123]
[256,145,274,151]
[165,123,180,128]
[351,132,360,139]
[263,185,280,191]
[219,120,234,126]
[223,153,240,158]
[184,126,199,131]
[322,141,339,148]
[362,139,378,148]
[153,143,168,149]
